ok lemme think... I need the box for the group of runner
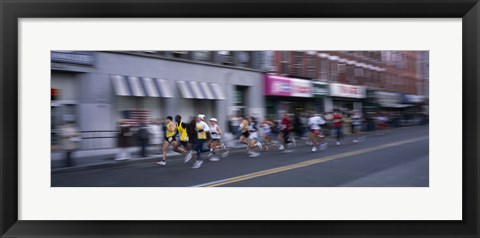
[156,114,227,169]
[155,110,364,169]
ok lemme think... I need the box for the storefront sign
[291,79,313,97]
[264,74,313,97]
[329,83,366,98]
[51,51,95,65]
[313,82,329,98]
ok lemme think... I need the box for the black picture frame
[1,0,479,237]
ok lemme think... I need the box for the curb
[51,145,248,175]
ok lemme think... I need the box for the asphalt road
[51,126,429,187]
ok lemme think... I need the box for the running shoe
[192,160,203,169]
[184,151,193,163]
[305,141,313,146]
[249,152,260,157]
[336,141,341,146]
[256,141,262,149]
[221,150,230,157]
[279,145,285,150]
[320,143,328,150]
[312,146,317,152]
[209,157,220,162]
[353,139,358,143]
[156,161,166,166]
[284,149,293,153]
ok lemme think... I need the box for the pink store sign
[264,74,291,96]
[264,74,312,97]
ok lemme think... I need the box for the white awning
[177,81,194,99]
[155,79,173,98]
[176,81,226,100]
[210,83,226,100]
[111,75,130,96]
[110,75,173,98]
[200,82,215,99]
[127,76,145,97]
[189,81,205,99]
[142,77,159,97]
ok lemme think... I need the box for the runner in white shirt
[247,116,263,157]
[351,111,363,142]
[208,118,222,161]
[308,113,327,152]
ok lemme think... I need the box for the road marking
[191,136,429,187]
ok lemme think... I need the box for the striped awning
[176,81,226,100]
[110,75,173,98]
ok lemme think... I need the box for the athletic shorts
[164,136,176,143]
[179,140,188,147]
[241,131,250,138]
[310,129,320,135]
[248,132,258,140]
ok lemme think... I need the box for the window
[236,51,250,67]
[172,51,188,58]
[307,55,316,78]
[193,51,211,62]
[292,52,303,76]
[281,51,289,62]
[218,51,234,65]
[319,59,328,81]
[354,67,364,85]
[346,65,354,83]
[329,62,338,82]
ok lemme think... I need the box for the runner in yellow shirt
[173,115,193,163]
[156,116,184,167]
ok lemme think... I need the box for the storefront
[404,94,427,113]
[375,91,410,110]
[51,51,95,149]
[312,82,329,113]
[327,83,366,112]
[264,74,314,117]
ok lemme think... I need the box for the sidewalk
[51,140,248,174]
[51,125,425,174]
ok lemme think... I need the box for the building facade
[265,51,428,115]
[51,51,265,151]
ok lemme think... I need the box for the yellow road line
[199,136,428,187]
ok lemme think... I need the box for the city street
[52,125,428,187]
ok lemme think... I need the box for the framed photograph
[1,0,479,237]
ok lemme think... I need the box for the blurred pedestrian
[136,121,150,157]
[58,119,81,167]
[148,119,162,154]
[116,119,133,161]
